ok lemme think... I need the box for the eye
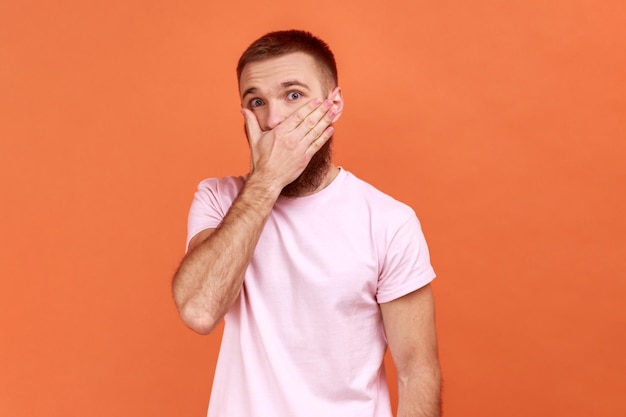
[287,91,302,101]
[249,98,264,108]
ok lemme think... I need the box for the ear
[327,87,344,123]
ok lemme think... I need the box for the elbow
[176,301,219,335]
[172,282,219,335]
[396,357,441,386]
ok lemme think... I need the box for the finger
[279,98,327,133]
[298,105,336,146]
[241,108,261,144]
[291,99,334,140]
[305,126,334,157]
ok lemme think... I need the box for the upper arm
[380,284,439,377]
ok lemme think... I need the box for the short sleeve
[376,214,436,303]
[185,177,242,251]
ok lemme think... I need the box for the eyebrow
[241,80,311,99]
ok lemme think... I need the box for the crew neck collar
[276,167,346,206]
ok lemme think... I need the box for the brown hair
[236,30,338,92]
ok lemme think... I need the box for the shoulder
[193,175,245,206]
[189,175,245,219]
[186,175,245,250]
[341,170,417,221]
[340,170,428,253]
[197,175,245,196]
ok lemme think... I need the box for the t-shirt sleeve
[185,178,228,251]
[376,213,436,303]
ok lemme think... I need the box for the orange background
[1,0,625,416]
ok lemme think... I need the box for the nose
[261,101,288,131]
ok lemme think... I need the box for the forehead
[239,52,324,94]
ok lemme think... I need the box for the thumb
[241,108,261,144]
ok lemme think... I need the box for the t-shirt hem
[185,223,219,252]
[376,271,436,304]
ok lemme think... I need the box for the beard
[280,136,333,198]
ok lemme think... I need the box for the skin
[381,286,442,417]
[172,51,441,416]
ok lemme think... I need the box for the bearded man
[172,29,441,417]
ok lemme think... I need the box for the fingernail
[313,98,323,105]
[323,100,332,109]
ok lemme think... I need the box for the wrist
[244,173,282,203]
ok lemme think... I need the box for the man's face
[239,52,336,197]
[239,51,332,130]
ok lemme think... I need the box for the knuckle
[310,139,321,151]
[310,125,323,138]
[292,112,305,124]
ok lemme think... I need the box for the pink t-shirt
[186,168,436,417]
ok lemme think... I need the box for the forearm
[172,175,280,334]
[396,365,442,417]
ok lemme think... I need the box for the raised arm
[172,98,336,334]
[380,284,441,417]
